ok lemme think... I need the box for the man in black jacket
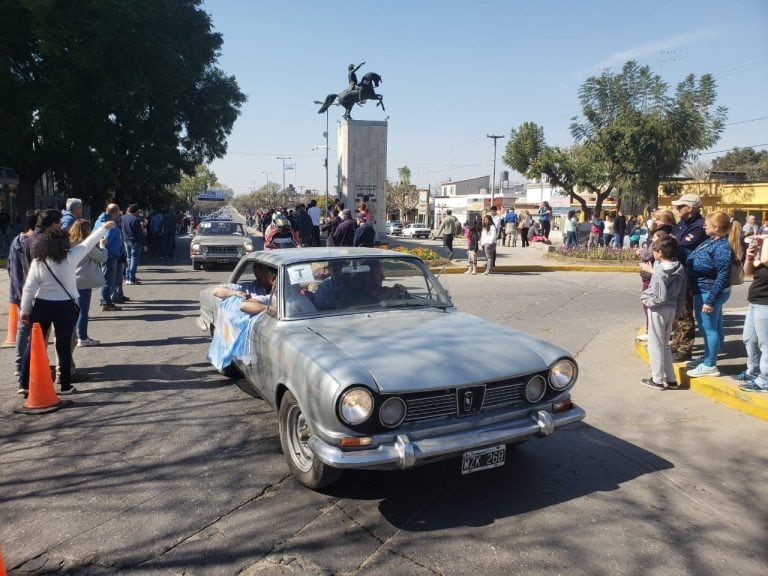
[669,193,708,361]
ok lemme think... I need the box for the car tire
[278,390,343,490]
[193,262,203,270]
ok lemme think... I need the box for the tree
[505,61,727,216]
[503,122,615,217]
[570,61,726,206]
[0,0,246,217]
[711,147,768,181]
[386,166,418,221]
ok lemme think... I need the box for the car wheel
[278,391,342,489]
[193,262,203,270]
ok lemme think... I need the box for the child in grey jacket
[640,233,687,390]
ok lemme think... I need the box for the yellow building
[658,180,768,222]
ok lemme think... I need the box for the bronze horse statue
[317,72,385,120]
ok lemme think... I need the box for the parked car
[386,221,403,236]
[190,220,255,270]
[198,248,585,489]
[401,222,431,239]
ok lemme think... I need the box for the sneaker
[125,280,134,285]
[115,296,130,302]
[102,303,122,311]
[17,387,28,396]
[687,364,720,378]
[641,377,666,390]
[665,381,679,389]
[739,382,768,393]
[464,270,471,274]
[77,338,100,347]
[471,271,477,275]
[685,357,705,369]
[735,370,757,382]
[635,333,648,341]
[59,386,77,395]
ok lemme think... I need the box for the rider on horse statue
[317,62,385,120]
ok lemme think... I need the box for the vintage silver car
[198,248,585,489]
[190,220,255,270]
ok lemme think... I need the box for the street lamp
[314,100,330,213]
[277,156,292,192]
[487,134,504,207]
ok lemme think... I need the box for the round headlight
[379,397,406,428]
[339,387,374,425]
[525,375,547,403]
[549,359,577,390]
[191,243,200,252]
[201,246,209,255]
[244,242,254,252]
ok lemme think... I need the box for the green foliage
[549,245,639,262]
[386,166,418,221]
[0,0,246,215]
[711,147,768,181]
[506,61,727,216]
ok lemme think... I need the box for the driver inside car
[213,262,276,315]
[350,259,408,305]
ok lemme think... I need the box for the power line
[725,116,768,126]
[700,143,768,156]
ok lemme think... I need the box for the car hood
[192,235,250,246]
[307,311,568,394]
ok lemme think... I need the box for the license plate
[217,258,230,263]
[460,444,506,474]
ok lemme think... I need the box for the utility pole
[487,134,504,207]
[261,171,270,188]
[277,156,291,192]
[313,101,331,213]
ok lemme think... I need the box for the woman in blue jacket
[686,211,742,377]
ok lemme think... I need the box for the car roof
[246,247,415,267]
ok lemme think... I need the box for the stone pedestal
[337,119,387,236]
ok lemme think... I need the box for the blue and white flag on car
[207,296,263,369]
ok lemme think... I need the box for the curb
[634,339,768,421]
[429,263,638,274]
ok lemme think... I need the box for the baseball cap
[671,193,701,209]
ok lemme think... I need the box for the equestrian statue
[317,62,385,120]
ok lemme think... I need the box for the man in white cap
[669,193,707,361]
[61,198,83,231]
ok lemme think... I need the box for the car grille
[402,379,528,423]
[205,246,238,255]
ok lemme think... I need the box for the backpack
[454,219,463,235]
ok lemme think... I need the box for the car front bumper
[191,253,242,263]
[308,405,586,471]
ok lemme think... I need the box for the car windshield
[197,222,245,236]
[282,257,453,319]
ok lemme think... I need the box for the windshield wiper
[379,298,449,310]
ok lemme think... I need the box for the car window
[198,222,245,236]
[282,257,452,318]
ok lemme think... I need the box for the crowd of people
[6,199,185,395]
[635,193,767,394]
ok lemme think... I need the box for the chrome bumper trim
[308,405,585,471]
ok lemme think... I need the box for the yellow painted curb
[634,338,768,421]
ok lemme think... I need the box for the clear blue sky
[202,0,768,196]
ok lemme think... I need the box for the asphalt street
[1,240,766,575]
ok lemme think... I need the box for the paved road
[1,243,766,575]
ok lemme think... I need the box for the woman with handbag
[19,220,115,395]
[69,219,108,347]
[685,211,742,378]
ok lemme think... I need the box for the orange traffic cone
[0,545,7,576]
[13,323,63,415]
[1,303,19,348]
